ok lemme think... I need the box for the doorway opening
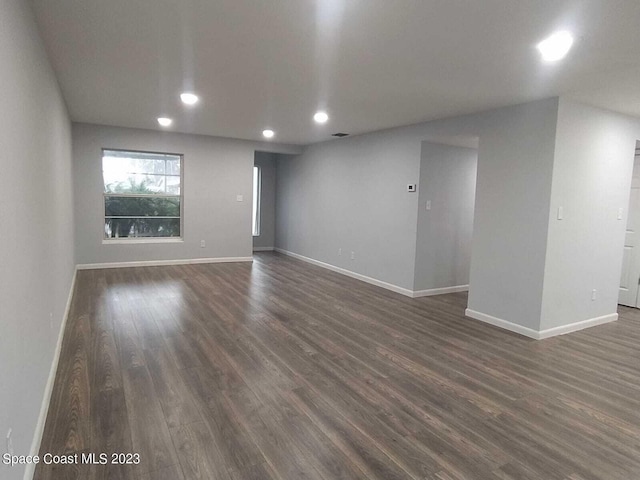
[413,140,479,294]
[618,140,640,307]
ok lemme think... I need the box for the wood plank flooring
[35,252,640,479]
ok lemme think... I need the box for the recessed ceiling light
[180,92,199,105]
[262,129,275,139]
[157,117,173,127]
[314,111,329,124]
[536,31,574,62]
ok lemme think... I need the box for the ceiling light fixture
[536,31,574,62]
[157,117,173,127]
[314,111,329,124]
[262,129,275,139]
[180,92,199,105]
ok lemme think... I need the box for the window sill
[102,238,184,245]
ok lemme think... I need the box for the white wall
[467,98,559,330]
[540,99,640,330]
[275,98,561,303]
[73,123,300,266]
[0,1,74,479]
[414,142,477,292]
[275,131,423,290]
[253,152,277,249]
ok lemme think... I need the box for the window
[102,149,182,240]
[252,166,261,236]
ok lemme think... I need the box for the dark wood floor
[35,252,640,480]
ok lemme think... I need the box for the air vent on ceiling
[332,133,349,137]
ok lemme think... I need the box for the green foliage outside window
[104,179,181,238]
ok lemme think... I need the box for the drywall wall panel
[467,97,559,330]
[414,143,477,291]
[275,130,422,290]
[540,99,640,330]
[0,1,74,478]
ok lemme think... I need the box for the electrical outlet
[236,194,243,202]
[6,428,13,456]
[200,240,206,248]
[426,200,431,211]
[592,289,597,301]
[350,251,355,260]
[49,312,53,330]
[338,248,342,256]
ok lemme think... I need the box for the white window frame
[101,148,184,244]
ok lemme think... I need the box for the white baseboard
[77,256,253,270]
[537,313,618,339]
[253,247,275,252]
[465,308,618,340]
[275,248,416,297]
[413,285,469,298]
[25,268,77,480]
[274,248,471,299]
[464,309,540,339]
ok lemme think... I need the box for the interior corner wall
[0,1,75,479]
[274,97,562,299]
[253,152,277,249]
[467,98,559,331]
[72,123,301,266]
[414,142,477,292]
[274,132,422,291]
[540,99,640,330]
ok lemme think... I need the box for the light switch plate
[236,195,243,202]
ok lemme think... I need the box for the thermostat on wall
[407,184,417,192]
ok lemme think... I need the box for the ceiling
[31,0,640,145]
